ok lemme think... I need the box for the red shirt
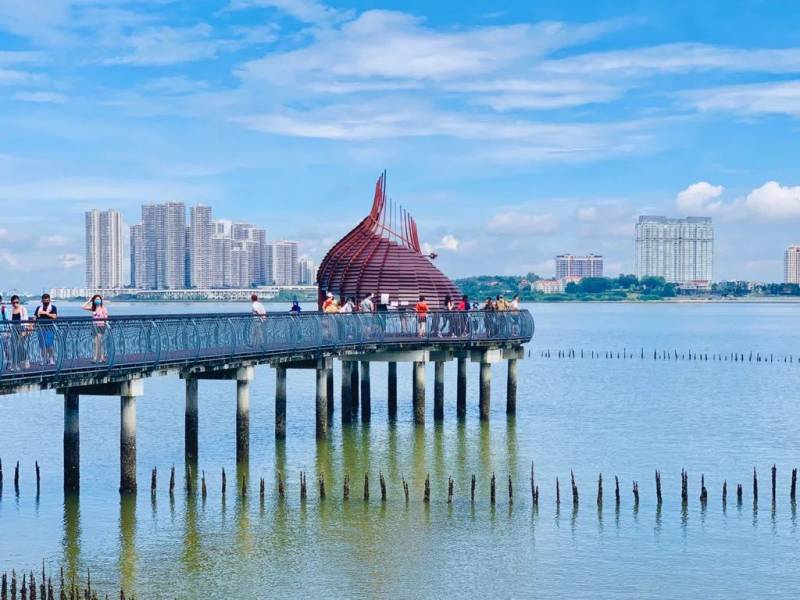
[415,301,429,314]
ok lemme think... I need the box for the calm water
[1,302,799,598]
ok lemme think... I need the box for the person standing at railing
[5,295,29,371]
[483,297,497,337]
[340,297,355,313]
[82,294,108,363]
[33,293,58,366]
[415,295,429,337]
[290,299,302,313]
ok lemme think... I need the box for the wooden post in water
[791,468,797,502]
[471,474,476,502]
[571,470,579,506]
[13,462,18,495]
[556,478,560,506]
[343,474,350,500]
[201,471,207,499]
[508,475,513,504]
[260,477,265,500]
[700,474,707,506]
[380,472,386,501]
[413,361,426,425]
[722,480,727,507]
[433,361,445,421]
[771,464,776,506]
[753,467,758,505]
[387,362,398,420]
[403,478,409,503]
[614,476,620,508]
[222,468,227,496]
[596,473,602,508]
[655,470,662,505]
[456,358,467,419]
[150,468,156,494]
[278,473,284,499]
[448,476,454,504]
[360,361,371,423]
[632,481,640,507]
[275,366,287,439]
[424,474,431,503]
[35,461,40,496]
[319,474,326,500]
[490,473,496,505]
[363,472,369,501]
[737,483,743,505]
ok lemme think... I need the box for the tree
[565,282,580,294]
[579,277,613,294]
[616,274,638,289]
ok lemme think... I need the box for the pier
[0,310,533,493]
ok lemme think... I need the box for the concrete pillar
[341,360,352,424]
[360,361,371,423]
[120,394,137,494]
[236,366,253,464]
[506,358,517,416]
[434,361,445,421]
[185,377,199,463]
[350,361,360,418]
[63,391,80,493]
[387,361,398,420]
[316,367,328,439]
[326,368,334,416]
[479,362,491,421]
[456,357,467,419]
[413,361,425,425]
[275,366,287,439]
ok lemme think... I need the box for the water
[1,302,799,598]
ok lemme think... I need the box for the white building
[135,202,186,289]
[635,216,713,284]
[555,254,603,279]
[189,204,213,288]
[299,256,316,285]
[85,209,124,289]
[533,279,564,294]
[785,245,800,284]
[272,240,299,286]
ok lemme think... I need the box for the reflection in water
[119,494,136,594]
[235,462,252,559]
[62,493,81,585]
[182,484,201,576]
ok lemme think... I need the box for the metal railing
[0,310,533,382]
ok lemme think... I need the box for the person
[509,294,520,310]
[360,293,375,313]
[7,295,29,370]
[82,294,108,363]
[509,294,521,335]
[251,294,267,318]
[290,299,302,313]
[415,295,429,337]
[33,293,58,365]
[496,294,509,311]
[483,297,496,337]
[340,297,355,313]
[441,294,454,337]
[322,291,335,312]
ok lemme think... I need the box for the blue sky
[2,0,800,291]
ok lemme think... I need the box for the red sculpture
[317,172,461,309]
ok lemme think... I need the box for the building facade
[85,209,124,289]
[272,240,299,286]
[555,254,603,279]
[189,205,213,288]
[785,245,800,284]
[299,256,316,285]
[635,216,713,284]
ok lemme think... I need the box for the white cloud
[487,211,559,235]
[577,207,597,221]
[675,181,724,214]
[57,253,81,268]
[0,228,8,240]
[422,234,461,255]
[37,234,69,247]
[228,0,347,24]
[102,24,221,66]
[13,91,67,103]
[0,69,45,86]
[744,181,800,219]
[686,80,800,117]
[0,250,19,269]
[142,76,209,95]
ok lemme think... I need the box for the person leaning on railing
[82,294,108,363]
[33,293,58,366]
[3,295,30,371]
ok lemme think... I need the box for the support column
[434,361,445,421]
[275,366,286,439]
[387,362,398,420]
[350,361,360,418]
[185,377,199,464]
[479,362,491,421]
[327,368,334,417]
[341,360,352,424]
[413,361,425,425]
[360,361,371,423]
[120,393,137,494]
[316,366,328,439]
[456,357,467,419]
[506,358,517,416]
[63,391,80,493]
[236,366,254,464]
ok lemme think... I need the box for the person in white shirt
[251,294,267,317]
[340,297,355,313]
[360,293,375,313]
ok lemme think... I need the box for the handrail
[0,310,534,383]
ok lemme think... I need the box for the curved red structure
[317,172,461,309]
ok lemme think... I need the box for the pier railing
[0,310,533,382]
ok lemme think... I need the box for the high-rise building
[785,245,800,284]
[211,234,232,288]
[85,209,124,288]
[555,254,603,279]
[134,202,186,289]
[298,257,316,285]
[272,240,299,286]
[231,242,251,288]
[130,223,146,288]
[635,216,713,284]
[189,205,213,288]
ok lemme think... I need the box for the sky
[2,0,800,291]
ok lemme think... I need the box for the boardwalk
[0,310,533,493]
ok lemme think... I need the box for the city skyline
[3,1,800,289]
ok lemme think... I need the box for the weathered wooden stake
[150,468,157,494]
[700,474,707,505]
[343,474,350,500]
[771,464,776,505]
[490,472,496,505]
[14,461,19,495]
[403,478,409,503]
[632,481,640,506]
[570,470,578,506]
[722,480,727,506]
[791,468,797,502]
[471,474,476,502]
[186,465,192,494]
[300,472,306,500]
[278,472,284,499]
[753,467,758,505]
[379,472,386,501]
[259,477,265,500]
[201,471,207,499]
[596,473,603,508]
[508,475,513,504]
[737,483,743,505]
[169,465,175,495]
[319,474,326,500]
[222,468,227,495]
[448,476,453,504]
[556,478,560,506]
[424,473,431,503]
[614,475,620,507]
[363,472,369,501]
[35,461,40,495]
[655,470,662,505]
